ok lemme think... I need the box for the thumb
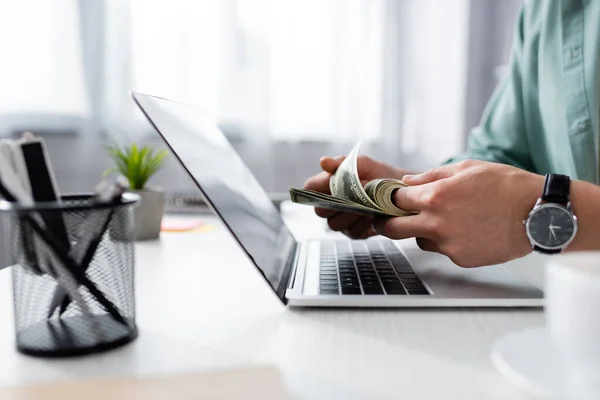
[320,156,345,174]
[402,165,455,185]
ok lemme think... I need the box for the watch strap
[533,245,562,255]
[541,174,570,205]
[531,174,572,254]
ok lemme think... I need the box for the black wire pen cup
[0,193,140,357]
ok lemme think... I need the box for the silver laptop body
[133,92,543,308]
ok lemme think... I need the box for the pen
[48,178,128,317]
[24,215,129,326]
[0,178,128,326]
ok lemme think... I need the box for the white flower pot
[132,188,165,241]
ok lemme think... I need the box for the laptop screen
[133,93,296,303]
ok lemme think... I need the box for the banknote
[289,142,414,217]
[288,188,391,218]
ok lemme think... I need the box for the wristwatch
[524,174,578,254]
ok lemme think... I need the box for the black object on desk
[20,139,70,247]
[0,193,140,357]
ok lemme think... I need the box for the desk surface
[0,203,546,399]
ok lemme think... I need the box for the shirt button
[577,120,588,131]
[571,46,581,60]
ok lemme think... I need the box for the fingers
[327,212,362,232]
[320,156,345,174]
[315,207,337,218]
[343,217,376,239]
[322,154,387,180]
[311,154,393,194]
[316,209,376,239]
[303,155,347,193]
[363,226,378,239]
[372,219,440,252]
[416,237,438,253]
[402,160,482,185]
[304,171,332,194]
[392,186,424,212]
[355,155,379,177]
[402,165,456,186]
[393,181,448,212]
[372,215,432,240]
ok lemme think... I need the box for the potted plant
[105,143,169,241]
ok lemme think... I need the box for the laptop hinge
[275,241,298,304]
[287,242,301,290]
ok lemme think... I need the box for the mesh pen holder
[0,193,139,357]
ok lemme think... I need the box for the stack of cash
[289,142,414,217]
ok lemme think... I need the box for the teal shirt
[447,0,600,184]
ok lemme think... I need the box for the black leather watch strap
[541,174,570,205]
[532,173,572,254]
[533,245,562,255]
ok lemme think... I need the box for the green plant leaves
[105,143,168,190]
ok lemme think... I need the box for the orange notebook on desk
[161,217,214,233]
[0,366,289,400]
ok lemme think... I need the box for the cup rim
[546,251,600,286]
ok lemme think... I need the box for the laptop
[133,92,543,307]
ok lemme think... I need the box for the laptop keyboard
[319,240,430,296]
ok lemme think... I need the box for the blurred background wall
[0,0,523,265]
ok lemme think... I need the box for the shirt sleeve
[444,5,535,172]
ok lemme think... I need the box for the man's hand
[303,155,412,239]
[373,160,545,268]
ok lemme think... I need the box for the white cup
[546,252,600,399]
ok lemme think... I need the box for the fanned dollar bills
[289,142,414,217]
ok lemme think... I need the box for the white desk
[0,203,547,399]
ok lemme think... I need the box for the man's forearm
[566,180,600,251]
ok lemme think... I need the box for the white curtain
[397,0,471,161]
[0,0,476,164]
[233,0,386,141]
[0,0,90,132]
[127,0,388,142]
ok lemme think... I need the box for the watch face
[527,204,576,249]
